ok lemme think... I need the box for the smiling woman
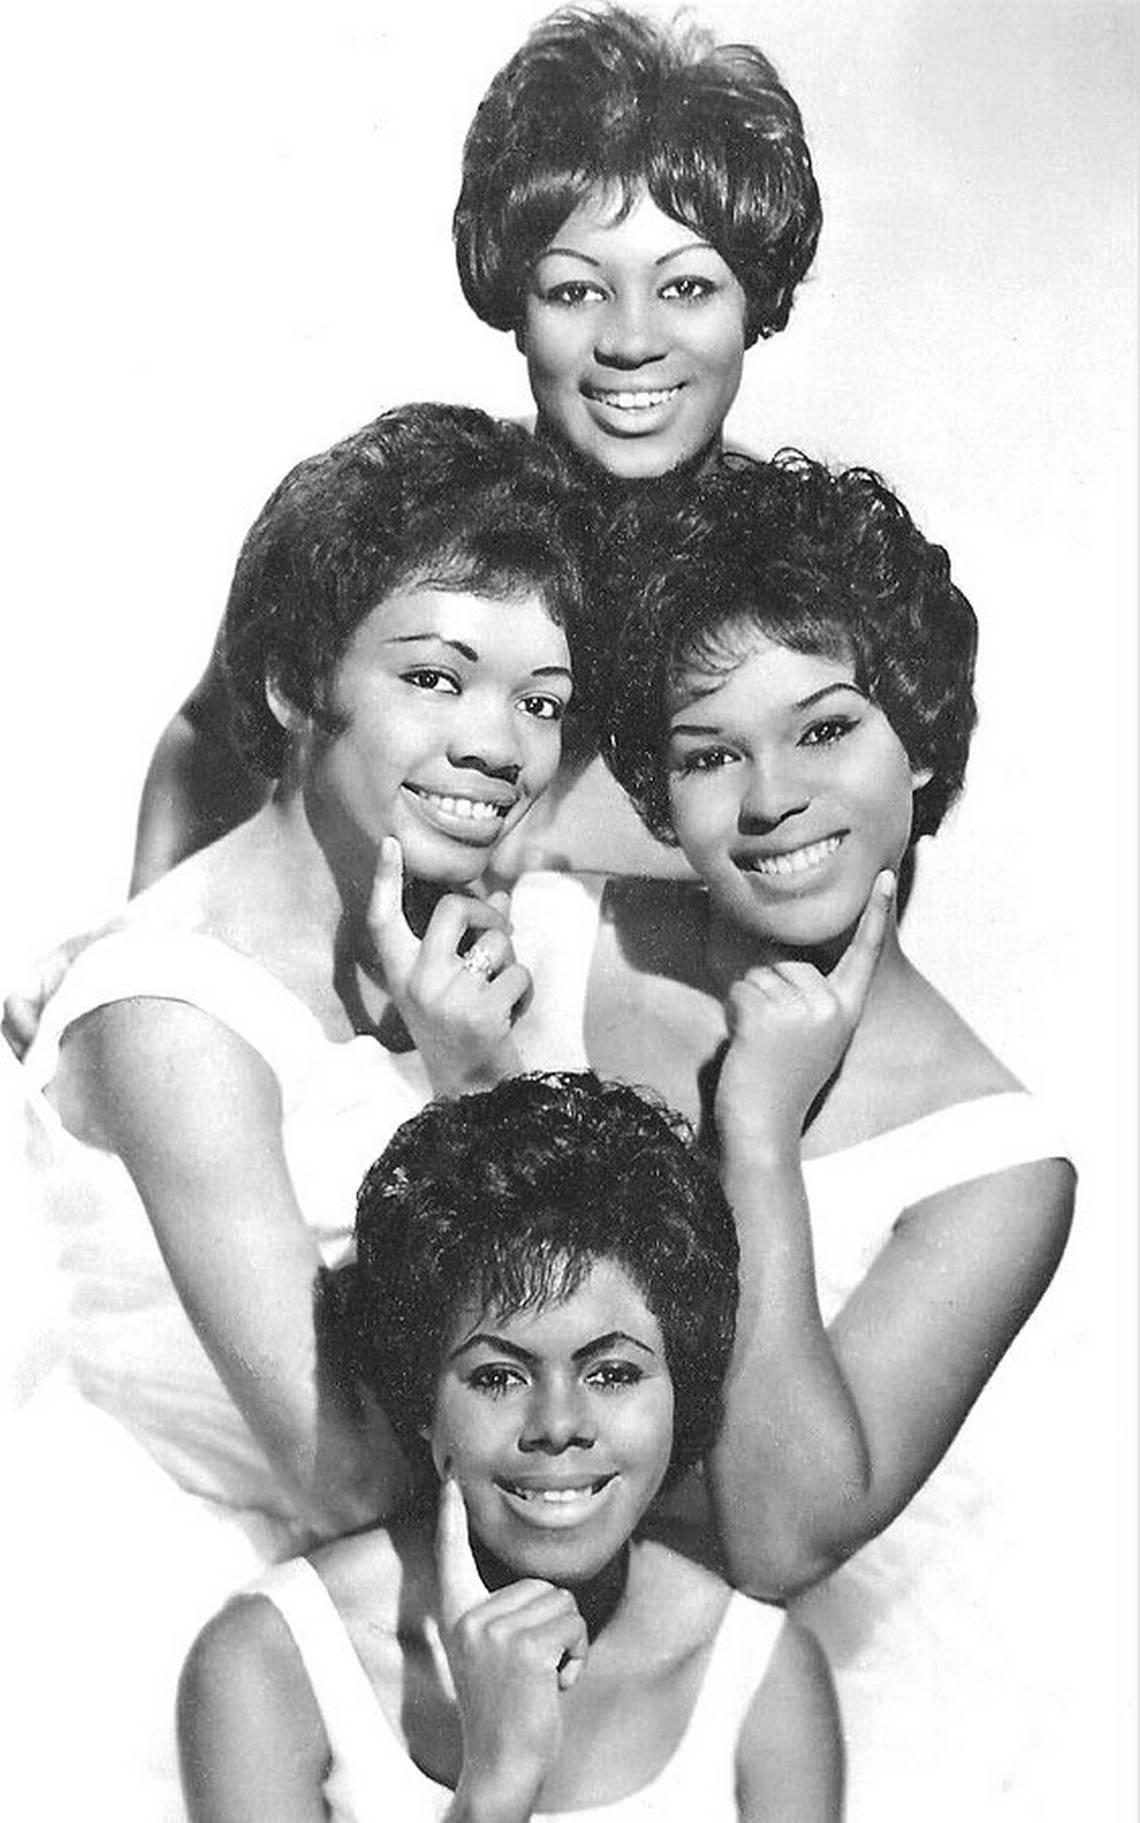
[178,1072,844,1823]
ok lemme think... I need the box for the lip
[580,382,686,433]
[403,782,520,846]
[495,1473,617,1526]
[735,832,846,883]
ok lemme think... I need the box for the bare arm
[178,1597,330,1823]
[736,1618,844,1822]
[55,997,406,1535]
[711,1082,1073,1596]
[130,650,269,894]
[706,880,1074,1596]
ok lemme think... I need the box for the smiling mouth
[582,385,684,413]
[405,786,514,824]
[739,834,844,878]
[497,1475,615,1506]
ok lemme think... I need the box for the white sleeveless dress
[4,872,593,1821]
[245,1553,784,1822]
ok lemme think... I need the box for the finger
[830,869,895,1013]
[557,1612,589,1691]
[488,1596,587,1687]
[485,889,513,930]
[436,1472,487,1628]
[459,928,515,981]
[420,894,513,969]
[366,838,420,987]
[483,962,533,1022]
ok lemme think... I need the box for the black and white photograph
[2,2,1135,1817]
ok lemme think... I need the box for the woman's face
[519,187,748,481]
[666,632,930,951]
[431,1257,674,1586]
[301,585,571,887]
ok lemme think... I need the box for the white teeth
[589,387,681,412]
[745,835,842,877]
[419,791,505,822]
[509,1484,600,1504]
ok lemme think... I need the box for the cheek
[669,781,738,861]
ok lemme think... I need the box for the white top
[248,1555,784,1823]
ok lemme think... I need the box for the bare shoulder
[178,1586,330,1790]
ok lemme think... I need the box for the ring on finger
[460,943,497,984]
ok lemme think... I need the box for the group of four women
[13,7,1073,1819]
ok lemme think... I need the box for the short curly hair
[332,1072,738,1490]
[222,402,592,777]
[454,5,820,348]
[601,451,979,844]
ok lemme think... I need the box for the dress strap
[681,1592,785,1755]
[245,1558,437,1814]
[804,1089,1073,1216]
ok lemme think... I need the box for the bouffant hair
[601,451,979,844]
[454,5,820,348]
[222,402,590,777]
[333,1071,739,1490]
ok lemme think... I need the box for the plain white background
[2,0,1136,1811]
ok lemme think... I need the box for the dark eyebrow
[534,246,602,270]
[655,240,715,267]
[534,238,715,272]
[383,640,571,685]
[669,679,867,736]
[448,1328,656,1365]
[795,682,867,711]
[384,633,480,662]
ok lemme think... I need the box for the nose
[737,757,811,833]
[518,1377,596,1455]
[593,292,666,370]
[448,694,523,784]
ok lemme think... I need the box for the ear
[910,762,934,791]
[264,671,308,737]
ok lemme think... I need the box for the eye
[670,744,740,775]
[465,1364,526,1398]
[541,280,607,307]
[586,1359,646,1391]
[659,275,717,303]
[518,693,565,723]
[800,715,858,747]
[403,667,460,695]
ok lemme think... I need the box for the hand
[716,870,895,1153]
[2,929,98,1059]
[437,1474,587,1819]
[366,838,533,1095]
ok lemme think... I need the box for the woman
[527,451,1075,1818]
[128,4,820,890]
[14,402,592,1816]
[179,1072,842,1821]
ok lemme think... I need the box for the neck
[470,1534,631,1643]
[533,416,725,501]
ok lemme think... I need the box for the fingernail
[879,870,896,900]
[559,1658,582,1690]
